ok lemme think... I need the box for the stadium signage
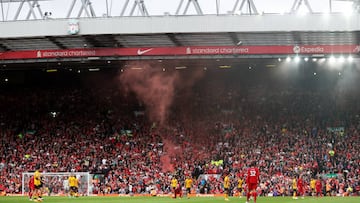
[189,47,249,54]
[36,50,97,58]
[137,48,153,55]
[293,45,324,54]
[0,45,358,60]
[68,19,80,35]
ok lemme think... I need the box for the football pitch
[0,196,359,203]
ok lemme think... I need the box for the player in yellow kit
[237,176,244,198]
[292,176,298,199]
[33,169,42,202]
[223,172,230,201]
[185,176,193,198]
[68,175,79,197]
[171,176,179,198]
[310,178,316,196]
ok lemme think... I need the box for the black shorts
[35,185,42,189]
[70,186,78,192]
[186,188,191,193]
[224,188,230,194]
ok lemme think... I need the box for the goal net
[22,172,91,196]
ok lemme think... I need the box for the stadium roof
[2,31,359,50]
[1,0,360,70]
[1,14,359,51]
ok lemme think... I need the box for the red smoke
[118,61,205,172]
[160,154,174,172]
[119,62,179,125]
[161,138,182,172]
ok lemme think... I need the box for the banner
[0,45,359,60]
[325,173,337,178]
[211,160,224,166]
[326,127,345,136]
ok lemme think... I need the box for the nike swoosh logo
[137,48,153,55]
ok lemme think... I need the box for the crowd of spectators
[0,67,359,196]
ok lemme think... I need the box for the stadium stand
[0,67,359,196]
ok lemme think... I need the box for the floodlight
[329,56,336,63]
[338,56,345,63]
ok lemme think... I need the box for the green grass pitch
[0,196,359,203]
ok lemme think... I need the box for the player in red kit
[315,178,323,197]
[246,162,260,203]
[176,182,183,198]
[28,176,35,201]
[297,175,305,199]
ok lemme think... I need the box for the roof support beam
[355,31,360,47]
[291,31,303,45]
[130,0,149,16]
[67,0,96,18]
[120,0,130,16]
[291,0,313,14]
[104,34,123,48]
[166,33,182,46]
[13,0,44,20]
[176,0,203,15]
[46,36,67,49]
[0,41,11,51]
[84,35,103,48]
[232,0,258,15]
[3,0,360,21]
[120,0,149,17]
[216,0,220,15]
[228,32,241,45]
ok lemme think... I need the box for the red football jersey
[315,180,322,189]
[28,176,35,188]
[297,178,303,188]
[246,167,260,184]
